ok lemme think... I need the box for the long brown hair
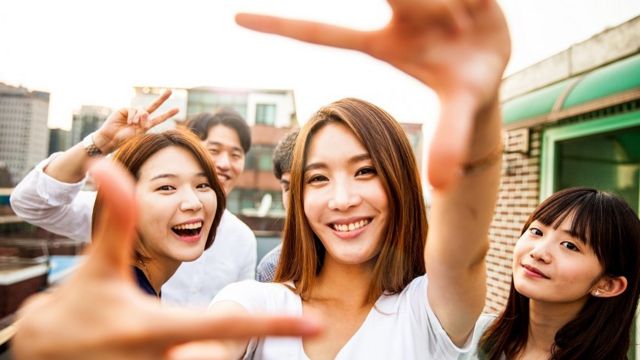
[274,98,427,304]
[92,129,226,261]
[479,187,640,359]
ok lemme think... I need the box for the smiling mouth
[331,218,371,233]
[522,264,550,279]
[171,221,203,237]
[216,174,231,182]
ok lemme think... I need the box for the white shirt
[10,153,257,308]
[211,275,490,359]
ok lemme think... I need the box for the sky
[1,0,639,136]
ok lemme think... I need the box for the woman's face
[134,146,217,264]
[303,123,389,266]
[512,212,603,305]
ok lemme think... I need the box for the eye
[281,182,290,192]
[561,241,580,252]
[156,185,175,192]
[232,153,244,160]
[196,182,211,190]
[529,227,543,236]
[306,174,328,184]
[356,166,377,177]
[208,149,220,155]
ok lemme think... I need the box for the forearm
[44,142,94,183]
[425,97,502,344]
[427,98,502,270]
[10,156,95,242]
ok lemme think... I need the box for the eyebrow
[150,172,207,181]
[206,141,243,153]
[561,229,583,240]
[304,153,371,172]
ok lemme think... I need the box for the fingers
[149,311,323,344]
[236,13,369,53]
[87,159,138,276]
[146,89,173,114]
[127,108,150,127]
[147,108,180,129]
[427,92,476,190]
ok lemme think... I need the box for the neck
[137,256,181,295]
[525,297,586,353]
[311,255,375,308]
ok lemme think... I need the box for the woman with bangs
[478,187,640,359]
[92,129,226,297]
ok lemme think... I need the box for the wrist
[91,132,113,154]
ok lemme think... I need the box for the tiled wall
[484,128,542,313]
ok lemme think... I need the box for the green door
[541,110,640,358]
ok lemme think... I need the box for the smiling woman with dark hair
[93,129,226,297]
[479,187,640,359]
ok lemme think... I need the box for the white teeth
[173,221,203,230]
[332,219,370,232]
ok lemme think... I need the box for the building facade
[70,105,112,146]
[0,83,50,185]
[48,128,71,155]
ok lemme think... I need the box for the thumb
[86,159,138,277]
[427,92,477,190]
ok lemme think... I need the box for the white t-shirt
[10,153,257,308]
[211,275,491,359]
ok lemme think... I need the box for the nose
[214,152,231,171]
[328,177,361,211]
[529,240,552,263]
[180,188,204,212]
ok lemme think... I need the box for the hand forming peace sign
[93,89,180,154]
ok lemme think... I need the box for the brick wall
[484,128,542,313]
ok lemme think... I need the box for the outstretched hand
[12,159,323,360]
[93,89,180,154]
[236,0,510,188]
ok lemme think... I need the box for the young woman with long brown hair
[479,187,640,359]
[206,0,511,357]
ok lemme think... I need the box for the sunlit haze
[1,0,639,137]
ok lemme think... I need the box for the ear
[591,275,627,298]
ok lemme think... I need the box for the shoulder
[258,245,281,268]
[256,245,282,282]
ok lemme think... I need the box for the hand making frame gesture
[12,159,323,360]
[236,0,510,188]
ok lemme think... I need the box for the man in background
[256,128,298,282]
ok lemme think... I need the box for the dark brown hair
[187,108,251,154]
[274,98,427,304]
[479,187,640,360]
[92,129,226,261]
[272,128,299,180]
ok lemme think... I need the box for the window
[255,104,276,126]
[245,145,275,171]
